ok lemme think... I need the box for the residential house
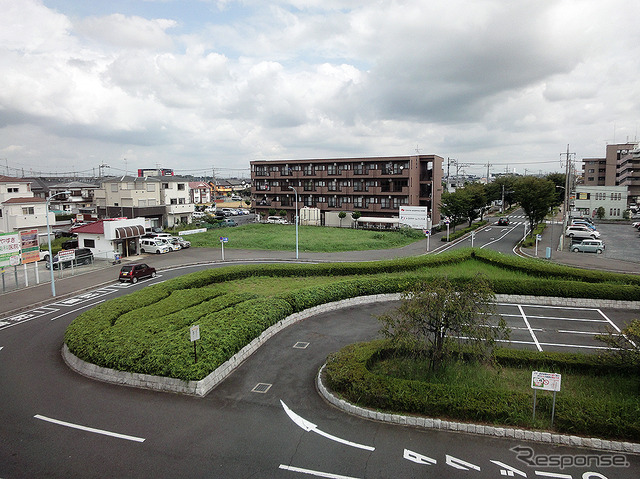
[189,181,213,204]
[0,175,55,237]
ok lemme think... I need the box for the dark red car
[119,263,156,283]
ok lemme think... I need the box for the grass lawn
[184,223,425,252]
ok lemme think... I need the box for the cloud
[75,14,177,50]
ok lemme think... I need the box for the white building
[573,185,628,219]
[0,175,55,237]
[72,217,146,260]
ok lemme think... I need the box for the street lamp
[46,190,71,297]
[288,186,299,259]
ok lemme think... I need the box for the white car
[565,225,600,239]
[266,216,288,224]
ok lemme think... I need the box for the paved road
[2,281,638,478]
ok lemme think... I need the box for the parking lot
[588,221,640,262]
[498,302,637,353]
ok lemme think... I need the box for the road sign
[219,237,228,243]
[536,234,542,241]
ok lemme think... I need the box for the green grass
[185,223,425,252]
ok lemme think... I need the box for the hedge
[324,340,640,440]
[64,249,640,383]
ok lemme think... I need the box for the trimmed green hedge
[64,249,640,383]
[324,341,640,440]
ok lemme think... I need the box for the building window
[148,199,157,206]
[22,207,35,215]
[179,198,185,204]
[354,163,364,175]
[303,165,314,176]
[8,187,19,193]
[328,164,339,175]
[177,183,185,191]
[84,239,96,248]
[162,183,170,189]
[381,197,390,208]
[170,198,177,205]
[138,200,147,207]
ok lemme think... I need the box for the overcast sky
[1,0,639,179]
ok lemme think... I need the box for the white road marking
[526,315,606,323]
[490,460,526,477]
[34,414,145,442]
[50,300,106,321]
[446,454,481,471]
[518,305,542,351]
[403,449,437,465]
[534,471,572,478]
[279,464,361,479]
[281,400,375,451]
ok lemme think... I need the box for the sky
[1,0,639,180]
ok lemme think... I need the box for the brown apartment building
[250,155,444,225]
[582,142,640,206]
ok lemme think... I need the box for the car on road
[45,248,94,270]
[571,239,605,254]
[119,263,156,283]
[565,225,600,240]
[497,217,510,226]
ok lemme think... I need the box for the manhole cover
[293,342,310,349]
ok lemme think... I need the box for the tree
[278,209,287,218]
[439,190,467,232]
[486,176,517,210]
[545,173,566,207]
[596,319,640,391]
[378,275,509,372]
[351,211,361,228]
[596,206,605,219]
[463,182,488,225]
[513,176,556,233]
[338,211,347,227]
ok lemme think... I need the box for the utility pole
[560,144,576,251]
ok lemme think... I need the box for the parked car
[170,236,191,248]
[632,221,640,230]
[119,263,156,283]
[222,219,238,227]
[266,216,287,224]
[571,239,605,254]
[497,217,509,226]
[140,238,171,254]
[192,211,206,219]
[565,225,600,240]
[231,195,243,201]
[570,216,594,225]
[571,220,596,230]
[145,227,164,234]
[45,248,94,270]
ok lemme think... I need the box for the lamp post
[289,186,299,259]
[46,190,71,297]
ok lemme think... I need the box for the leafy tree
[278,209,287,217]
[486,176,517,210]
[545,173,566,206]
[596,319,640,391]
[596,206,605,219]
[268,208,277,216]
[351,211,361,228]
[463,182,488,225]
[514,176,556,233]
[439,190,467,232]
[338,211,347,227]
[378,276,509,372]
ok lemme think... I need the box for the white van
[140,238,171,254]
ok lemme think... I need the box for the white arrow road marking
[490,460,527,477]
[403,448,437,465]
[446,454,481,471]
[280,400,375,451]
[279,464,361,479]
[34,415,145,442]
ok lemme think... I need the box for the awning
[115,225,145,239]
[356,216,399,224]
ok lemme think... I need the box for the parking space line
[517,305,542,351]
[526,315,607,323]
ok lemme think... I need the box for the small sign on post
[219,236,228,261]
[190,325,200,363]
[531,370,561,425]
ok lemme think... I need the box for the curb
[315,363,640,455]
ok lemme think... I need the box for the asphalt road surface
[1,265,638,478]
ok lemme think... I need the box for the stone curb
[315,364,640,454]
[63,292,640,453]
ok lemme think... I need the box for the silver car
[571,239,605,254]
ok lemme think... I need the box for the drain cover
[252,383,272,393]
[293,342,310,349]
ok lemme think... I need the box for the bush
[325,341,640,440]
[441,221,488,242]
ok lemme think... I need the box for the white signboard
[399,206,430,230]
[190,325,200,342]
[179,228,207,236]
[0,232,21,268]
[531,371,561,392]
[57,249,76,262]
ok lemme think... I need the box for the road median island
[63,250,640,421]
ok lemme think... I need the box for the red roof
[71,220,106,234]
[2,197,45,204]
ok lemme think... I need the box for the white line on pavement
[279,464,361,479]
[50,300,106,321]
[518,305,542,351]
[34,415,145,442]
